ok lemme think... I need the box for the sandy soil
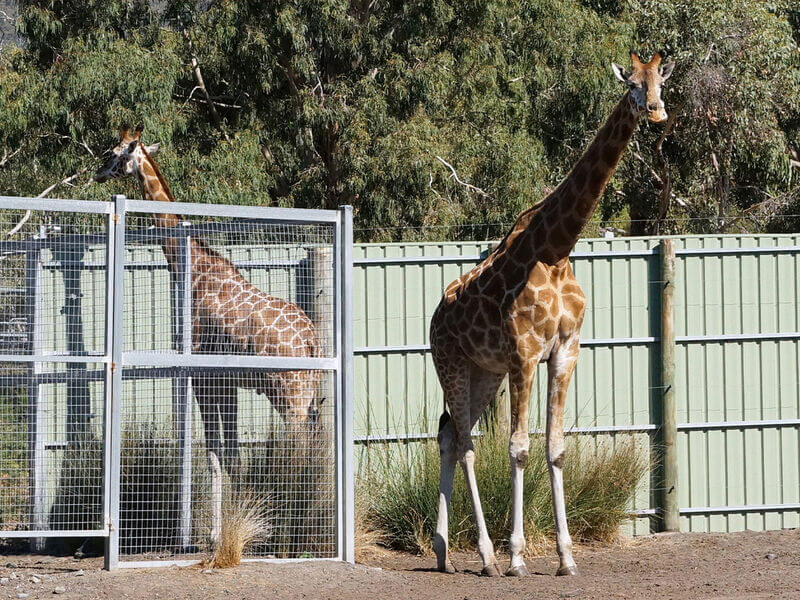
[1,529,799,599]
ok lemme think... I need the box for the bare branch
[175,94,242,109]
[653,102,684,232]
[434,155,491,198]
[4,168,88,238]
[0,146,22,168]
[183,30,230,142]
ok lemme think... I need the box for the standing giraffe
[94,126,322,480]
[429,52,675,577]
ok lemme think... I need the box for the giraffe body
[429,52,674,577]
[95,127,321,477]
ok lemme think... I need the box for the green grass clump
[359,420,649,555]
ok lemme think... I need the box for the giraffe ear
[145,143,160,156]
[660,61,675,81]
[612,63,631,84]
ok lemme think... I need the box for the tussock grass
[359,420,649,555]
[209,490,271,568]
[241,428,336,558]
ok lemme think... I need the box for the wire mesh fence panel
[0,204,110,544]
[0,209,108,357]
[0,363,106,537]
[122,212,336,358]
[117,368,336,561]
[117,204,343,565]
[0,198,350,566]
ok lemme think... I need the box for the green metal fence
[19,232,800,536]
[353,234,800,535]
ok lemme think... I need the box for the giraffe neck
[134,151,180,229]
[537,92,639,260]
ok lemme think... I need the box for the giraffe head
[612,51,675,123]
[93,125,161,183]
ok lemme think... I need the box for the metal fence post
[55,240,91,442]
[173,231,193,549]
[105,195,126,570]
[660,238,679,532]
[336,206,354,563]
[25,228,46,552]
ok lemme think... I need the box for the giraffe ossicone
[429,52,674,577]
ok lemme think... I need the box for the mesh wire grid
[118,368,336,560]
[0,203,342,561]
[0,210,108,357]
[123,213,336,358]
[0,209,109,538]
[0,363,107,536]
[119,209,338,562]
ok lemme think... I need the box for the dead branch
[183,30,230,142]
[4,168,88,238]
[0,146,22,168]
[653,102,684,232]
[434,155,491,198]
[175,94,242,109]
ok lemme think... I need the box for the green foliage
[0,0,798,239]
[359,421,649,554]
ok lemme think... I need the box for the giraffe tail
[438,410,451,432]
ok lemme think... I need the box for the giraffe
[429,52,675,577]
[93,125,323,480]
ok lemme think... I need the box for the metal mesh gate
[0,196,353,569]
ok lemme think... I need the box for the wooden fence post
[660,239,679,532]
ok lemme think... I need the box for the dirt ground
[1,529,799,599]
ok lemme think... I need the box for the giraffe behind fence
[94,126,324,481]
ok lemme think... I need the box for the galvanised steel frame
[0,195,354,570]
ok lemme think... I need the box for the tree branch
[4,168,88,238]
[434,156,491,198]
[183,30,230,142]
[0,146,22,168]
[653,102,684,233]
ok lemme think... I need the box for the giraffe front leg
[507,364,536,577]
[547,339,580,576]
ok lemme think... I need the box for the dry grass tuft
[209,490,272,568]
[359,418,650,556]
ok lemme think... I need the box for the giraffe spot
[602,143,620,166]
[588,168,606,196]
[529,264,548,287]
[551,223,574,249]
[586,145,600,166]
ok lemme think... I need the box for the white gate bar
[125,199,339,222]
[105,195,126,570]
[1,529,110,539]
[0,196,114,214]
[336,205,354,563]
[0,353,109,363]
[122,351,337,370]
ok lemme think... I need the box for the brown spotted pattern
[94,126,322,476]
[429,54,673,578]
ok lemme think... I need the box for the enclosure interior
[0,206,339,561]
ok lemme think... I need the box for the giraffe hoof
[482,563,502,577]
[506,564,529,577]
[556,565,578,577]
[437,559,456,574]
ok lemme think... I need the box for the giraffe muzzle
[647,109,668,124]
